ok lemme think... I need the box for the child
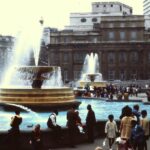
[140,110,149,150]
[29,124,43,150]
[105,114,118,150]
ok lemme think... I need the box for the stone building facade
[48,14,150,82]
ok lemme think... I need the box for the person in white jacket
[105,114,118,150]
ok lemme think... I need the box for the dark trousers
[87,126,94,143]
[8,129,21,150]
[68,125,79,146]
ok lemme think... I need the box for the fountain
[0,22,150,149]
[0,19,80,111]
[79,53,107,88]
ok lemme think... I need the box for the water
[0,20,64,88]
[1,21,44,87]
[82,53,99,74]
[80,53,103,82]
[0,99,149,131]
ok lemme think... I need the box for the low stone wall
[1,120,149,150]
[0,120,107,150]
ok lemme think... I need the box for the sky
[0,0,143,36]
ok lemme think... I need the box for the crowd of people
[105,104,149,150]
[2,102,150,150]
[75,84,142,100]
[2,104,96,150]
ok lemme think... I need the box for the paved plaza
[56,137,150,150]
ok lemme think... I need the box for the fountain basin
[0,87,81,111]
[80,73,107,88]
[16,66,59,89]
[80,81,107,88]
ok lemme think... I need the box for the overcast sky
[0,0,143,36]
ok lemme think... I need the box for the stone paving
[56,137,150,150]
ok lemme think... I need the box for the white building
[65,2,132,31]
[143,0,150,30]
[143,0,150,15]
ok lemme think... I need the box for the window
[5,37,9,41]
[130,52,138,63]
[51,53,59,64]
[81,18,86,23]
[109,23,114,28]
[103,5,106,7]
[96,5,99,7]
[111,4,113,7]
[63,52,69,63]
[120,23,125,27]
[108,70,115,80]
[131,23,136,27]
[119,70,126,80]
[130,70,137,80]
[147,72,150,79]
[74,52,86,63]
[74,70,81,80]
[92,37,97,43]
[120,31,125,40]
[108,52,115,64]
[130,31,137,40]
[120,6,122,11]
[92,18,97,22]
[119,52,127,63]
[148,52,150,63]
[108,31,114,40]
[64,70,68,81]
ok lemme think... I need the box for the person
[140,110,149,150]
[120,105,131,120]
[132,104,141,124]
[130,120,145,150]
[29,124,43,150]
[47,109,62,145]
[66,106,79,147]
[146,90,150,102]
[75,110,85,134]
[86,104,96,143]
[119,105,134,149]
[8,110,22,150]
[105,114,118,150]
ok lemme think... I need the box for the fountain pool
[0,99,149,131]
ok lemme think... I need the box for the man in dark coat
[86,104,96,143]
[67,106,79,147]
